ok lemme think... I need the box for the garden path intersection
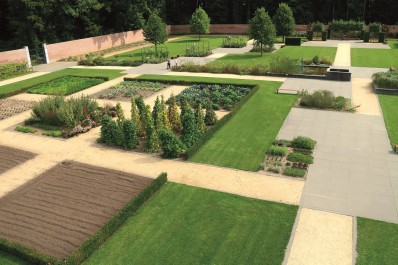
[0,39,395,264]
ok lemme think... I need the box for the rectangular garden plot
[0,161,153,260]
[26,76,106,95]
[0,145,36,174]
[0,99,32,120]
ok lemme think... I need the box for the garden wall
[168,24,310,34]
[46,30,145,62]
[0,48,28,65]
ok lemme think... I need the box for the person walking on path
[167,58,171,69]
[174,55,179,67]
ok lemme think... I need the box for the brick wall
[0,48,27,65]
[46,30,145,62]
[168,24,311,34]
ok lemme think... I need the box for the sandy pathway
[285,208,353,265]
[0,72,50,87]
[333,43,351,67]
[351,78,381,116]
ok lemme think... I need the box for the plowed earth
[0,145,36,174]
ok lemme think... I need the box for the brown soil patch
[92,88,160,102]
[0,99,32,120]
[0,161,153,259]
[0,145,36,174]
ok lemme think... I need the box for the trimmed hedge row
[285,37,301,46]
[0,75,109,99]
[0,173,168,265]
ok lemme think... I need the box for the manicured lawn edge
[0,173,167,265]
[125,76,258,159]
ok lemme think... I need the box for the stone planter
[372,83,398,95]
[326,68,351,81]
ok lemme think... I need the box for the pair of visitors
[167,55,179,69]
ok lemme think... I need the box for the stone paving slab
[303,40,390,49]
[348,67,389,79]
[278,107,398,223]
[351,78,381,116]
[285,208,353,265]
[279,78,351,98]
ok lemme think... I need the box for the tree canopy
[249,7,276,56]
[143,12,168,53]
[273,3,295,42]
[189,6,211,40]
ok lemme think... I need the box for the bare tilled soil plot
[0,161,153,259]
[0,145,36,174]
[0,99,32,120]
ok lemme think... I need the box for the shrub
[145,125,160,152]
[0,62,28,80]
[42,131,62,137]
[307,31,313,41]
[181,106,201,147]
[249,7,276,56]
[284,167,306,177]
[15,126,37,134]
[312,55,320,65]
[204,106,217,126]
[369,22,382,33]
[122,119,138,149]
[168,94,182,133]
[372,71,398,90]
[320,56,333,65]
[291,136,316,150]
[300,90,346,110]
[266,146,288,156]
[159,129,186,158]
[222,36,247,48]
[285,37,301,46]
[273,139,292,147]
[329,19,364,33]
[312,22,323,32]
[269,55,300,74]
[322,31,328,41]
[287,152,314,164]
[185,42,211,57]
[363,32,370,42]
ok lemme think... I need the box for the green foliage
[273,139,292,147]
[184,42,212,57]
[373,71,398,90]
[291,136,317,150]
[152,97,164,131]
[287,152,314,164]
[100,117,124,146]
[269,55,300,74]
[167,94,182,133]
[379,94,398,147]
[131,97,143,136]
[0,62,28,80]
[181,106,201,147]
[135,96,146,120]
[42,131,62,137]
[204,106,218,126]
[330,19,364,32]
[27,76,105,96]
[145,125,160,152]
[222,36,247,48]
[121,119,138,149]
[143,13,167,53]
[266,146,288,156]
[283,167,306,177]
[249,7,276,56]
[195,104,206,134]
[115,102,125,124]
[173,61,269,76]
[369,22,382,33]
[142,105,154,137]
[159,129,186,158]
[312,22,323,32]
[312,55,320,65]
[64,173,167,265]
[160,96,170,131]
[189,6,210,40]
[31,95,98,128]
[273,3,295,41]
[300,90,352,111]
[15,126,37,134]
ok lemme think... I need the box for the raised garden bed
[0,161,163,263]
[260,136,317,178]
[297,90,356,112]
[26,76,107,95]
[0,99,32,120]
[93,80,168,101]
[372,71,398,94]
[326,68,352,81]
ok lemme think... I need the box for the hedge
[322,31,328,41]
[0,173,168,265]
[306,31,313,41]
[285,37,301,46]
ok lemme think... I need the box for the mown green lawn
[351,48,398,68]
[388,40,398,49]
[0,251,27,265]
[208,46,336,68]
[0,68,124,98]
[136,74,296,171]
[83,183,298,265]
[378,94,398,146]
[0,71,35,82]
[107,35,230,61]
[357,217,398,265]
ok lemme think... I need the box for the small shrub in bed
[372,71,398,90]
[0,62,29,80]
[181,106,201,147]
[266,146,288,156]
[15,126,37,134]
[42,131,62,137]
[291,136,316,150]
[273,139,292,147]
[222,36,247,48]
[204,106,217,126]
[269,55,300,74]
[284,166,306,177]
[159,129,186,158]
[287,152,314,164]
[299,90,352,111]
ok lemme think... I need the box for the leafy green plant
[300,90,351,111]
[273,139,292,147]
[185,42,212,57]
[372,70,398,90]
[189,6,210,41]
[249,7,276,56]
[181,106,201,147]
[42,131,62,137]
[15,126,37,134]
[291,136,316,150]
[222,36,247,48]
[143,13,168,54]
[269,55,300,74]
[122,119,138,149]
[287,152,314,164]
[312,55,320,65]
[273,3,295,42]
[283,166,306,177]
[312,22,324,33]
[266,146,288,156]
[159,129,186,158]
[0,62,29,80]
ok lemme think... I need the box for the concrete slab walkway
[285,208,353,265]
[333,43,351,67]
[278,107,398,223]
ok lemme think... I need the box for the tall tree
[143,12,167,54]
[189,6,211,40]
[248,7,276,56]
[273,3,295,42]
